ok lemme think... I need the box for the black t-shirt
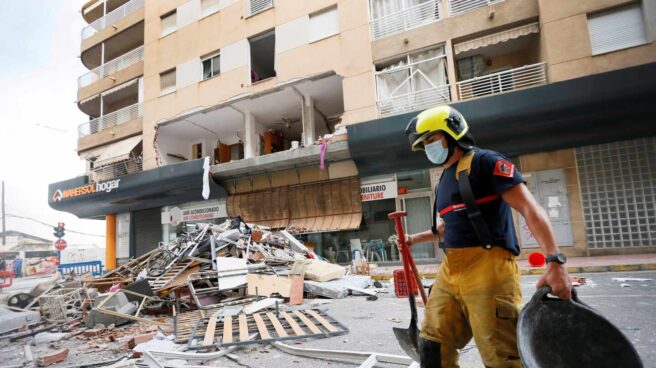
[435,149,525,255]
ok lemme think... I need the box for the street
[0,271,654,367]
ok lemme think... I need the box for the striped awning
[454,22,540,55]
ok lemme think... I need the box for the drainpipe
[106,214,117,269]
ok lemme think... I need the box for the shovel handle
[388,212,428,305]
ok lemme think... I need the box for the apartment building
[49,0,656,268]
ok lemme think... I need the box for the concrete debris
[132,333,177,354]
[0,306,41,334]
[36,348,69,367]
[33,332,70,345]
[243,298,284,315]
[620,283,631,288]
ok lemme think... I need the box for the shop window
[160,10,177,37]
[160,68,176,95]
[202,52,221,80]
[249,30,276,83]
[397,169,431,192]
[309,6,339,43]
[192,142,203,159]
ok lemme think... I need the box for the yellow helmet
[405,105,469,151]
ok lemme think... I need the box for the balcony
[448,0,503,16]
[375,47,451,116]
[79,102,143,137]
[370,0,441,40]
[81,0,144,40]
[457,62,546,100]
[78,46,144,88]
[90,156,143,182]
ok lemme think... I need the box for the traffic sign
[55,239,67,251]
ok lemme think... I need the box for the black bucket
[518,286,643,368]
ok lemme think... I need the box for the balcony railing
[78,46,144,88]
[81,0,144,40]
[448,0,503,16]
[377,84,451,117]
[247,0,273,16]
[90,157,142,182]
[79,102,143,137]
[370,0,441,40]
[456,62,547,100]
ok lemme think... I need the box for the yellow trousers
[420,247,522,368]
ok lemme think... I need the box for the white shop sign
[360,180,398,202]
[162,199,227,224]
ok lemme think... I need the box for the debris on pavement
[36,348,69,367]
[612,277,652,282]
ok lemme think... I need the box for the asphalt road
[1,271,653,367]
[226,271,656,368]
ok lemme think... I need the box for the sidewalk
[370,253,656,280]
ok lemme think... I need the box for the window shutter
[588,4,647,55]
[161,11,177,36]
[248,0,273,16]
[309,6,339,42]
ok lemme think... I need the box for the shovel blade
[393,325,420,362]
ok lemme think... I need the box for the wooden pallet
[175,308,219,344]
[148,260,195,291]
[189,308,348,349]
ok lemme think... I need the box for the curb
[370,263,656,280]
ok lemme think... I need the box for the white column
[138,77,144,102]
[301,96,315,147]
[244,112,258,158]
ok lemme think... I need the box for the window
[309,6,339,43]
[160,69,176,95]
[249,30,276,83]
[201,0,220,17]
[202,52,221,80]
[588,4,647,55]
[160,11,177,37]
[192,143,203,159]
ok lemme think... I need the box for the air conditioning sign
[52,179,121,202]
[360,180,398,202]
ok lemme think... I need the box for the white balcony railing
[247,0,273,16]
[377,84,451,117]
[81,0,144,40]
[79,102,143,137]
[456,62,547,100]
[90,157,142,182]
[78,46,144,88]
[370,0,441,40]
[448,0,503,16]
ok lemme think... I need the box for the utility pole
[1,180,5,246]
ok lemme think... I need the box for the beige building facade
[49,0,656,267]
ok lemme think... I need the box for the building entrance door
[519,168,573,248]
[397,191,438,260]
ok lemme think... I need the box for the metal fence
[456,62,547,100]
[78,46,144,88]
[370,0,441,40]
[81,0,144,39]
[78,102,143,137]
[377,84,451,117]
[448,0,503,16]
[247,0,273,16]
[90,157,143,182]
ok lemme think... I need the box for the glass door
[397,192,436,260]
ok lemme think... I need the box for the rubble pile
[0,217,380,367]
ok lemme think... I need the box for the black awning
[48,159,227,219]
[347,62,656,177]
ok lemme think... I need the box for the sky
[0,0,106,248]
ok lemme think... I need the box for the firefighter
[402,105,572,367]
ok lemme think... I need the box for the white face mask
[425,140,449,165]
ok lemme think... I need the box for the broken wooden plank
[305,310,339,333]
[280,311,305,336]
[252,313,271,340]
[223,315,233,344]
[247,274,294,298]
[203,315,218,347]
[292,310,322,334]
[266,312,288,338]
[239,314,249,342]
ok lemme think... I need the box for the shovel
[388,211,422,362]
